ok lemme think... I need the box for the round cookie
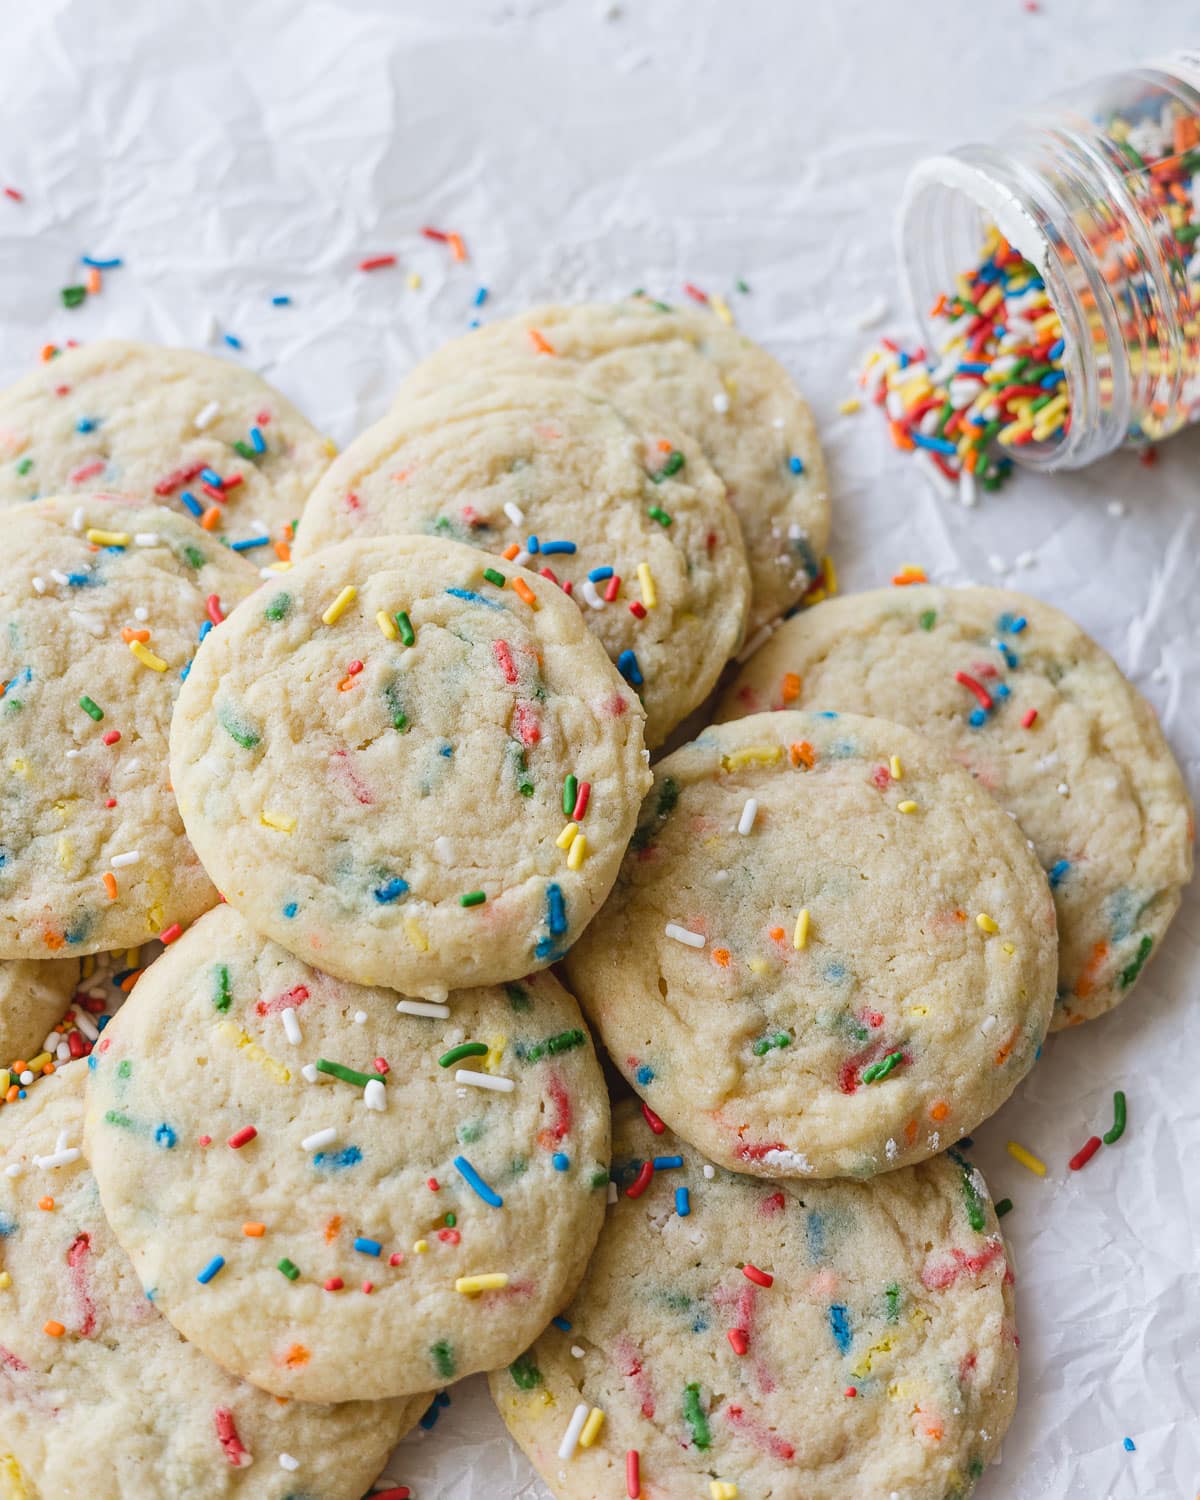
[169,533,650,996]
[490,1101,1017,1500]
[0,340,334,543]
[718,586,1194,1028]
[84,904,613,1403]
[0,497,258,959]
[294,375,751,747]
[395,300,830,632]
[0,1064,428,1500]
[0,958,79,1074]
[565,711,1057,1179]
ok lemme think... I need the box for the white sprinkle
[42,1031,59,1053]
[31,576,45,594]
[50,569,70,586]
[702,1164,715,1180]
[664,922,705,949]
[32,1148,80,1170]
[582,579,605,610]
[558,1402,590,1461]
[194,400,220,430]
[54,1131,69,1153]
[72,1010,99,1041]
[455,1069,515,1093]
[959,470,977,509]
[987,554,1009,575]
[109,850,140,868]
[1151,665,1167,683]
[571,1345,585,1359]
[1107,500,1126,517]
[133,532,159,547]
[433,836,455,864]
[397,999,451,1019]
[709,868,730,885]
[854,296,890,331]
[300,1127,337,1152]
[71,507,85,532]
[354,1010,368,1024]
[250,520,269,536]
[513,550,532,569]
[280,1008,302,1046]
[65,750,81,760]
[19,1072,33,1086]
[735,621,777,665]
[1057,782,1069,797]
[503,501,525,526]
[4,1163,24,1179]
[737,798,758,836]
[55,1042,70,1062]
[712,391,730,414]
[980,1014,998,1035]
[301,1063,320,1084]
[363,1078,387,1112]
[134,606,149,622]
[279,1454,300,1472]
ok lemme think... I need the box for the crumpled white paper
[1,1,1197,1495]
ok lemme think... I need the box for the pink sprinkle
[683,282,709,304]
[70,461,105,485]
[159,922,183,945]
[256,985,310,1017]
[1022,708,1038,728]
[373,1057,390,1075]
[493,639,518,685]
[213,1408,252,1468]
[324,1277,344,1291]
[362,1280,374,1294]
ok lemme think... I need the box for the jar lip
[898,154,1049,283]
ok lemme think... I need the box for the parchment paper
[1,1,1196,1495]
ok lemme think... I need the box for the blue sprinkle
[154,1123,177,1150]
[445,587,502,610]
[807,1210,826,1264]
[454,1154,503,1208]
[969,708,987,728]
[199,467,223,487]
[994,640,1019,668]
[912,432,957,456]
[76,417,98,433]
[1011,615,1027,633]
[897,351,911,369]
[1123,1437,1136,1452]
[468,318,480,329]
[788,455,804,474]
[314,1146,363,1170]
[271,294,292,306]
[374,876,409,904]
[354,1237,382,1257]
[1040,370,1065,389]
[180,490,203,518]
[617,649,643,686]
[474,286,488,306]
[552,1152,570,1171]
[546,883,567,936]
[81,255,122,269]
[196,1255,225,1285]
[675,1186,690,1216]
[223,333,243,350]
[829,1302,852,1354]
[957,361,989,374]
[551,1315,572,1331]
[250,426,266,454]
[635,1064,654,1086]
[526,535,540,554]
[419,1394,450,1431]
[587,566,614,582]
[439,743,453,757]
[0,1213,16,1237]
[541,540,576,555]
[88,1055,97,1070]
[653,1155,684,1170]
[66,572,91,587]
[817,710,839,718]
[533,937,561,961]
[230,535,270,551]
[282,902,298,918]
[198,620,212,644]
[1048,338,1065,360]
[995,683,1011,699]
[1048,859,1071,889]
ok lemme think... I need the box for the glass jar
[897,50,1200,472]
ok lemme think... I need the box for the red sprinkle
[370,1490,411,1500]
[844,1386,858,1397]
[223,473,243,492]
[213,1408,252,1468]
[103,730,121,745]
[427,1177,440,1192]
[362,1280,374,1294]
[727,1328,749,1356]
[640,1101,666,1135]
[742,1263,773,1288]
[629,601,647,619]
[683,282,709,304]
[359,254,397,271]
[1022,708,1038,728]
[571,782,591,822]
[153,461,204,496]
[626,1451,641,1498]
[206,594,225,626]
[1069,1135,1103,1171]
[955,670,994,711]
[604,574,621,603]
[493,639,518,685]
[389,1252,404,1267]
[324,1277,344,1291]
[373,1057,390,1075]
[4,187,24,202]
[159,923,183,945]
[227,1126,257,1150]
[626,1161,655,1199]
[421,227,449,242]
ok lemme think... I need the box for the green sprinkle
[647,506,673,528]
[1176,222,1200,245]
[444,1212,456,1227]
[950,1148,985,1232]
[461,890,487,908]
[431,1339,456,1379]
[79,695,104,722]
[682,1383,711,1450]
[439,1042,489,1068]
[918,610,937,631]
[483,567,506,588]
[61,285,87,308]
[183,544,205,570]
[104,1109,134,1130]
[509,743,534,797]
[589,1167,610,1189]
[650,450,685,484]
[383,680,409,732]
[994,1198,1014,1218]
[752,1031,791,1057]
[16,458,32,476]
[736,277,750,294]
[213,964,232,1014]
[218,704,260,749]
[885,1283,902,1322]
[264,591,292,621]
[395,611,415,647]
[1102,1090,1127,1145]
[233,440,256,461]
[969,1457,986,1481]
[1118,935,1152,990]
[861,1050,904,1085]
[316,1058,386,1088]
[518,1028,586,1064]
[277,1258,301,1281]
[508,1352,543,1390]
[505,982,532,1012]
[562,773,578,816]
[116,1060,132,1079]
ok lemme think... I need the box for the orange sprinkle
[768,926,786,944]
[5,1086,17,1104]
[391,468,412,484]
[201,506,222,532]
[448,231,467,262]
[42,931,65,952]
[1074,940,1109,999]
[929,1101,950,1122]
[324,1215,343,1243]
[40,344,57,362]
[711,948,731,967]
[118,969,144,993]
[511,576,537,608]
[284,1344,311,1368]
[904,1118,919,1144]
[994,1027,1020,1067]
[243,1222,266,1238]
[273,537,291,563]
[38,1197,54,1212]
[656,438,673,453]
[892,566,927,586]
[502,543,521,560]
[102,872,118,900]
[336,674,358,692]
[527,328,556,356]
[789,741,815,769]
[43,1321,65,1338]
[780,672,802,705]
[888,420,916,452]
[41,1062,55,1077]
[86,267,101,294]
[120,627,151,644]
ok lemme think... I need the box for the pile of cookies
[0,305,1191,1500]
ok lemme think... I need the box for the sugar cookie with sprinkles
[83,904,612,1403]
[0,340,334,545]
[0,1063,429,1500]
[565,711,1057,1179]
[490,1101,1017,1500]
[169,533,650,996]
[718,586,1194,1028]
[0,959,80,1088]
[294,374,751,746]
[395,299,830,633]
[0,497,258,959]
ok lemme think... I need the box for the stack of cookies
[0,305,1191,1500]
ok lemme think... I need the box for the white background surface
[1,1,1198,1496]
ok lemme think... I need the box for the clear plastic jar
[898,50,1200,471]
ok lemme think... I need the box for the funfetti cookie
[0,340,334,544]
[0,958,80,1082]
[84,904,612,1404]
[718,586,1194,1028]
[0,497,258,960]
[294,375,751,747]
[169,533,651,997]
[490,1101,1017,1500]
[0,1064,428,1500]
[565,711,1057,1179]
[394,300,830,633]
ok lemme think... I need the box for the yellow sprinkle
[26,1053,50,1073]
[578,1408,606,1447]
[407,270,422,289]
[636,562,657,609]
[483,1034,508,1072]
[1007,1141,1046,1177]
[214,1021,291,1085]
[414,1239,428,1254]
[851,1335,894,1378]
[747,957,768,975]
[897,800,918,814]
[910,1005,928,1017]
[976,913,999,934]
[0,1272,10,1290]
[81,954,95,979]
[976,285,1004,316]
[322,438,339,458]
[1002,942,1015,956]
[804,588,826,606]
[1,1454,32,1500]
[376,610,399,640]
[822,554,838,596]
[710,1484,738,1500]
[322,585,357,625]
[889,755,902,781]
[566,833,588,871]
[0,1070,10,1094]
[793,908,810,950]
[721,744,783,772]
[709,293,734,326]
[404,918,429,953]
[128,640,167,672]
[260,810,296,833]
[556,822,579,851]
[997,419,1032,445]
[85,528,130,547]
[838,397,861,415]
[455,1273,509,1294]
[55,836,74,872]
